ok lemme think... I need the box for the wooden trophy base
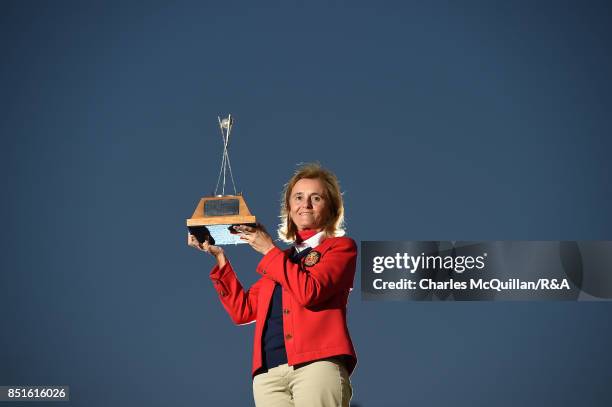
[186,194,257,245]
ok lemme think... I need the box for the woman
[188,163,357,407]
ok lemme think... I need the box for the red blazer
[209,236,358,377]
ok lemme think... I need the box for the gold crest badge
[303,250,321,267]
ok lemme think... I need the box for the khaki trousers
[252,357,352,407]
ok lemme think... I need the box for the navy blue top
[259,247,312,373]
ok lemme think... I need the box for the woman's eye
[313,196,321,202]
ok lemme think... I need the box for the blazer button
[285,334,292,340]
[262,270,267,274]
[220,291,226,296]
[283,309,290,315]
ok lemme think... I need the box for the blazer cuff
[256,247,285,278]
[210,261,232,281]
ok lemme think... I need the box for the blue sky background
[1,1,611,406]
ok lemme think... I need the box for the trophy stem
[214,114,238,196]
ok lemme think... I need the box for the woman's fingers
[188,233,226,258]
[235,224,256,233]
[188,233,207,252]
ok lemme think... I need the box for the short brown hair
[278,162,346,243]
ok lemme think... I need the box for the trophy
[186,114,257,245]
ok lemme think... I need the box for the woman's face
[289,178,329,231]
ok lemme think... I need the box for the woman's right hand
[187,233,226,266]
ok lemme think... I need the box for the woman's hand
[235,224,276,255]
[187,233,226,267]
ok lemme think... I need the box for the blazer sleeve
[255,237,357,307]
[209,260,263,325]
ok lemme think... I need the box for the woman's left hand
[235,224,276,255]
